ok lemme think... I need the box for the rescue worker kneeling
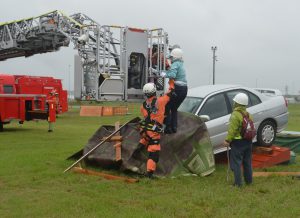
[139,83,172,178]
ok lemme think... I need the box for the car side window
[226,89,262,109]
[198,93,229,120]
[248,92,261,106]
[226,90,246,108]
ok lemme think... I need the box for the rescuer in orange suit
[139,83,173,178]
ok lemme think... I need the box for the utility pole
[211,46,217,85]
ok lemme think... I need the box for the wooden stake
[114,122,122,161]
[253,172,300,177]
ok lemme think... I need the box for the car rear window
[261,90,275,95]
[178,97,203,114]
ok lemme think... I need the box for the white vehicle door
[197,93,231,153]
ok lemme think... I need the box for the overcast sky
[1,0,299,94]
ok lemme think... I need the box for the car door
[197,93,231,153]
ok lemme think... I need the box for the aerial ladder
[0,10,169,101]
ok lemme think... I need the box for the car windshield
[178,96,203,114]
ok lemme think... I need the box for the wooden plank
[101,135,123,141]
[253,172,300,177]
[72,167,139,183]
[253,146,273,155]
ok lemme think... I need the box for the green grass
[287,104,300,131]
[1,104,300,217]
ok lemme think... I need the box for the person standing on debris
[161,48,188,134]
[139,83,173,178]
[223,93,255,187]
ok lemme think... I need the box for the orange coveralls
[140,94,170,173]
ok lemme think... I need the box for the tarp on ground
[275,131,300,153]
[80,112,215,177]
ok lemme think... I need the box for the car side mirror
[199,115,210,122]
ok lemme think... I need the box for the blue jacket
[165,60,187,85]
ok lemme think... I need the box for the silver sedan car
[178,85,289,154]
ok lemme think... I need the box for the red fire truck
[14,75,68,113]
[0,74,68,132]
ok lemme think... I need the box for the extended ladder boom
[0,11,169,101]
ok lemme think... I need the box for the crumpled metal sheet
[83,112,215,177]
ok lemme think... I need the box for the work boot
[172,127,177,133]
[145,171,154,179]
[232,183,242,188]
[164,125,174,134]
[164,128,173,134]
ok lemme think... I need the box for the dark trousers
[165,85,187,131]
[230,139,253,186]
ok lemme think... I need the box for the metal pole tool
[226,145,230,182]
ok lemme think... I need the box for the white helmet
[233,93,249,106]
[170,48,183,60]
[143,83,156,97]
[172,44,181,49]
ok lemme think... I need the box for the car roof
[187,84,242,98]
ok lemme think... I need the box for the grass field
[1,103,300,217]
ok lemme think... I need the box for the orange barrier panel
[80,106,102,116]
[113,106,128,116]
[80,106,129,117]
[102,106,114,116]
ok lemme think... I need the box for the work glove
[149,67,159,76]
[160,71,167,78]
[101,72,111,79]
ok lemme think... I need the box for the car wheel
[257,120,276,146]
